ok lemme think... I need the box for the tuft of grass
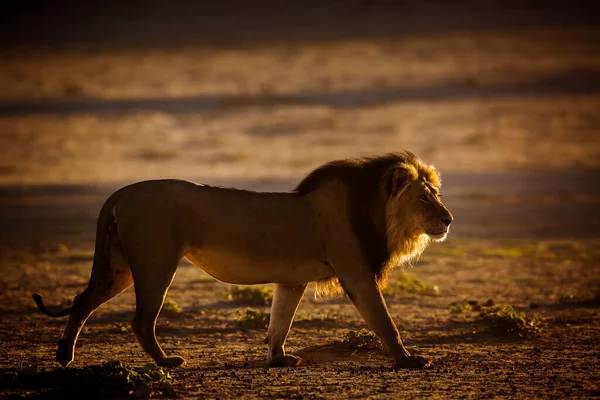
[114,322,130,333]
[227,286,273,306]
[137,362,173,384]
[234,308,271,329]
[162,298,183,313]
[478,305,543,337]
[450,302,473,315]
[102,360,173,393]
[450,299,493,315]
[334,329,381,351]
[385,273,440,296]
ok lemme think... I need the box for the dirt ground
[1,2,600,398]
[1,175,600,399]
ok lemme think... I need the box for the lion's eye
[419,195,430,203]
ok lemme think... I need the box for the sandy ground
[0,7,599,398]
[1,209,599,398]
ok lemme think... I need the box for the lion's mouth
[427,230,447,236]
[427,229,448,242]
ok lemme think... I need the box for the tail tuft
[32,292,44,307]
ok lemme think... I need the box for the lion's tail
[32,190,120,318]
[31,293,78,318]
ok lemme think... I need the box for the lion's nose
[441,217,453,227]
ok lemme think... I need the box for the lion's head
[383,154,453,258]
[296,152,453,296]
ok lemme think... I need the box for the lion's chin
[427,231,448,242]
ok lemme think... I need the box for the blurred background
[1,0,599,243]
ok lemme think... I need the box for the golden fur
[33,152,453,370]
[303,152,443,296]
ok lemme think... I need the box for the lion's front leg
[338,273,431,369]
[266,283,306,367]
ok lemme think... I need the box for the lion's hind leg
[59,253,133,366]
[266,284,306,367]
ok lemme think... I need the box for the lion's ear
[388,165,417,196]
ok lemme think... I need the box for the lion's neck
[377,206,431,289]
[387,231,430,267]
[375,230,429,288]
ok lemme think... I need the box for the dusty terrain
[1,2,600,398]
[1,172,600,398]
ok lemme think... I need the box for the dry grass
[162,298,183,313]
[113,322,130,333]
[227,286,273,306]
[478,305,543,337]
[384,273,440,296]
[234,309,270,329]
[334,329,381,351]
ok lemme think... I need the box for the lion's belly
[185,249,334,285]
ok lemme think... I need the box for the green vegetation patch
[227,285,273,306]
[113,321,130,333]
[451,300,476,315]
[1,360,173,398]
[104,360,172,385]
[479,240,600,262]
[334,329,381,351]
[162,298,183,313]
[450,299,494,315]
[450,302,473,315]
[235,308,271,329]
[478,305,543,337]
[385,273,440,296]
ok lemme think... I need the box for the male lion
[33,152,453,369]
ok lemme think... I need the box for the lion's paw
[157,355,186,368]
[56,339,74,367]
[393,355,432,370]
[269,354,302,367]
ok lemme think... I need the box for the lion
[33,152,453,370]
